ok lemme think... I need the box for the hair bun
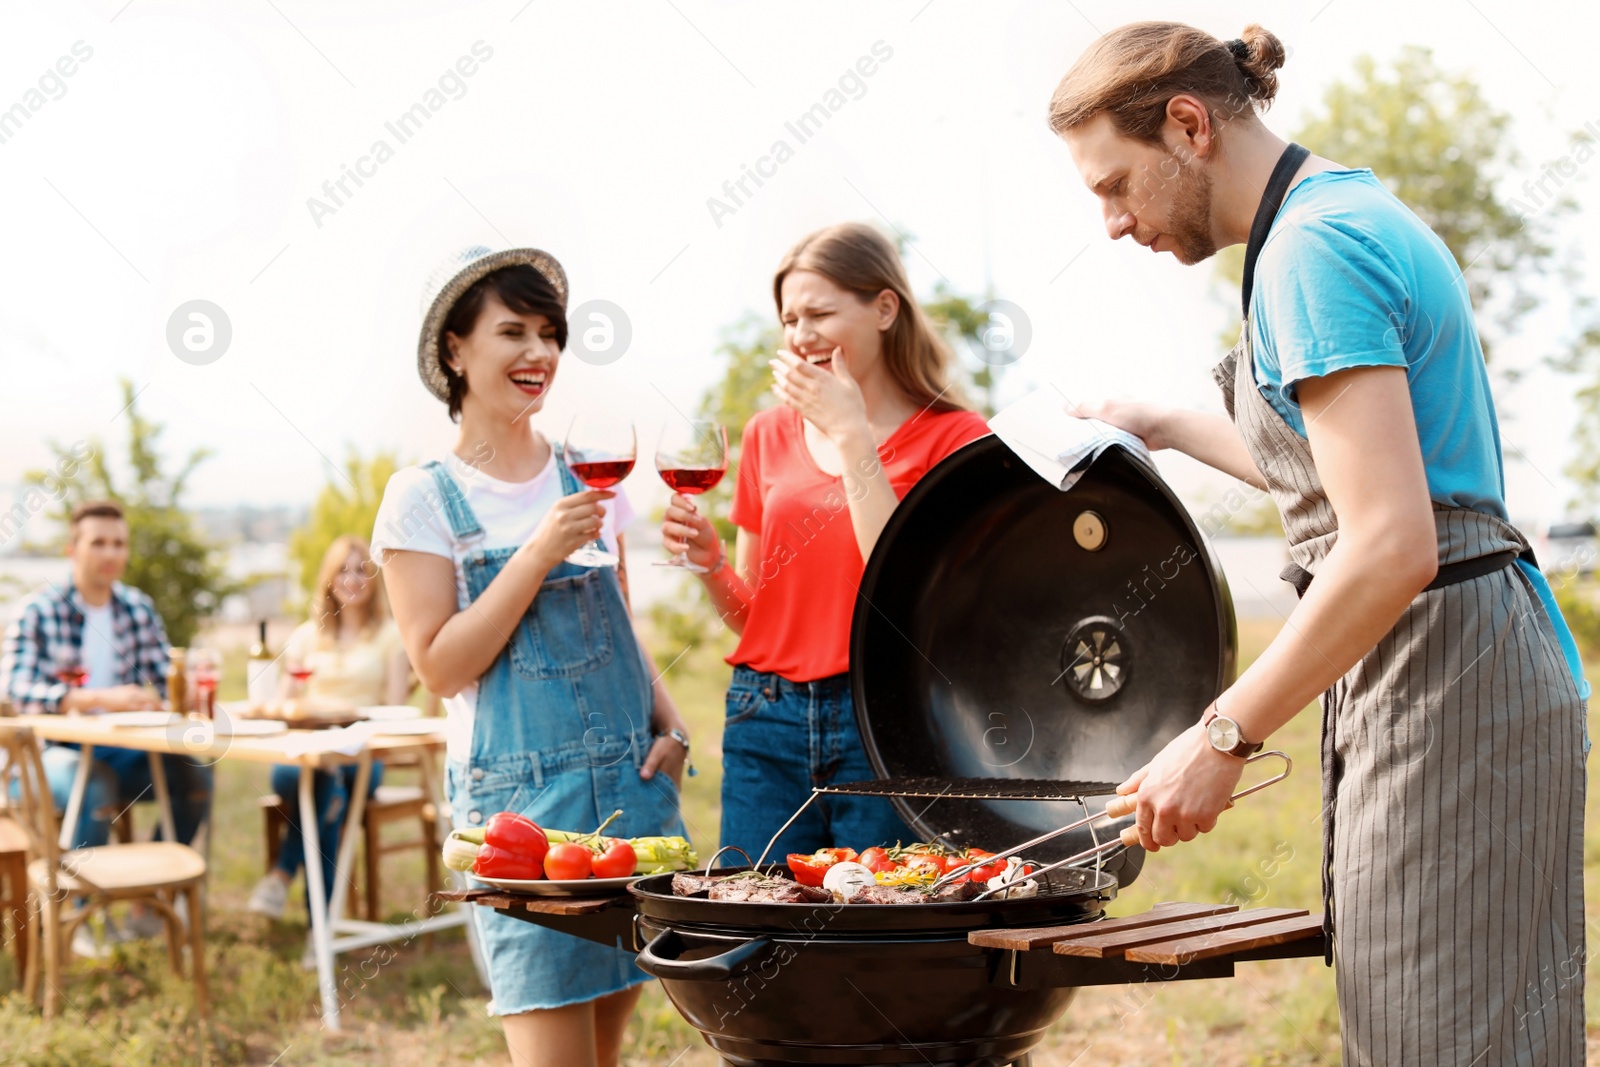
[1234,24,1286,106]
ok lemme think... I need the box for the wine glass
[562,414,636,568]
[190,647,219,720]
[53,650,88,690]
[655,420,728,572]
[285,654,314,698]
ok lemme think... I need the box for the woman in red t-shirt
[662,222,989,860]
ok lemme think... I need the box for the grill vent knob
[1059,616,1129,704]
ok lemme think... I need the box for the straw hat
[416,244,569,403]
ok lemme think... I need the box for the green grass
[1,619,1595,1065]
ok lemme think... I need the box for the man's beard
[1165,159,1218,265]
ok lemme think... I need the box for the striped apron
[1213,339,1587,1065]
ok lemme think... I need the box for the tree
[648,317,776,653]
[23,378,235,647]
[287,450,401,608]
[924,283,1001,417]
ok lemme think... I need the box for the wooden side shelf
[434,887,633,915]
[971,901,1325,971]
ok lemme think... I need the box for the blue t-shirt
[1249,169,1588,698]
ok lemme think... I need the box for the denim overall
[424,458,684,1014]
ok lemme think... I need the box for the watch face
[1207,716,1240,752]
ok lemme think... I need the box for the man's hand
[1116,722,1246,852]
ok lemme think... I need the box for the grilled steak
[931,878,985,903]
[707,875,832,904]
[852,878,985,905]
[851,883,928,905]
[670,872,723,898]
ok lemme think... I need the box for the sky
[3,0,1597,538]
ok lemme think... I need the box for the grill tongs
[943,750,1293,902]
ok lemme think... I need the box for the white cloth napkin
[278,721,379,759]
[989,387,1153,491]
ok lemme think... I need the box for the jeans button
[468,810,483,824]
[762,687,773,699]
[471,768,484,781]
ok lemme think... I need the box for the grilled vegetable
[786,848,859,886]
[858,846,900,874]
[822,861,875,901]
[874,864,938,888]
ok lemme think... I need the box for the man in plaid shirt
[2,500,212,854]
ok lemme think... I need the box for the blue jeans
[718,665,914,864]
[268,762,383,908]
[40,743,213,850]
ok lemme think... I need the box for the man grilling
[1046,21,1587,1066]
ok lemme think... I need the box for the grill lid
[849,437,1237,883]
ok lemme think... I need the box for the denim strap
[420,460,484,540]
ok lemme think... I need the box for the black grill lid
[849,437,1237,882]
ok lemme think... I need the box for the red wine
[55,667,88,687]
[659,466,726,494]
[287,668,314,683]
[570,459,635,488]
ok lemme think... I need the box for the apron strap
[420,459,485,541]
[1281,548,1523,600]
[1240,142,1311,319]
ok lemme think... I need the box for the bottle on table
[166,646,188,717]
[247,619,279,707]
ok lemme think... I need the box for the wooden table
[16,712,477,1030]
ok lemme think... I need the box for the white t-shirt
[81,600,118,706]
[370,449,636,760]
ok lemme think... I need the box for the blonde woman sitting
[248,536,411,923]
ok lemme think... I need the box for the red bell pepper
[484,811,549,867]
[474,843,544,880]
[785,847,859,886]
[858,846,901,874]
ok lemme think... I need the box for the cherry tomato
[544,842,593,881]
[591,838,637,879]
[963,849,1007,882]
[903,854,948,874]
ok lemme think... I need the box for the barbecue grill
[444,437,1323,1067]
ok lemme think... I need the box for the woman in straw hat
[372,245,689,1066]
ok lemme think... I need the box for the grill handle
[635,928,778,983]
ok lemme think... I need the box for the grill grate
[816,777,1123,802]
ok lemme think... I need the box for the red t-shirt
[727,405,990,681]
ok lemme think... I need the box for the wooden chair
[0,724,209,1023]
[360,784,441,924]
[258,779,441,924]
[0,814,29,981]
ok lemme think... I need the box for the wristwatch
[656,727,698,778]
[1203,708,1263,759]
